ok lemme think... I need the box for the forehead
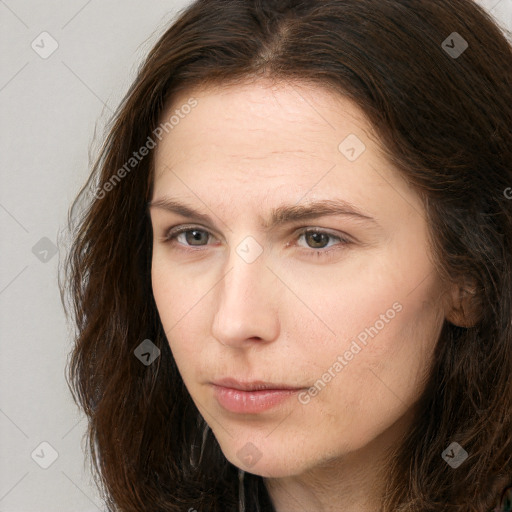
[151,80,422,226]
[154,80,377,177]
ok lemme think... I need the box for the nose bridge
[211,236,279,345]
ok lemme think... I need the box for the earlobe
[444,280,481,328]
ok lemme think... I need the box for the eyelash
[158,225,353,260]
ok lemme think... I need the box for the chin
[219,439,314,478]
[230,457,301,478]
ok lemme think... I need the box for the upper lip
[211,377,304,391]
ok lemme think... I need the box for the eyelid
[161,224,221,243]
[159,224,352,242]
[160,223,354,240]
[158,224,354,259]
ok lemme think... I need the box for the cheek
[151,256,199,367]
[317,284,442,423]
[299,261,443,409]
[151,252,207,327]
[372,293,443,387]
[295,300,441,454]
[151,253,235,390]
[151,260,175,331]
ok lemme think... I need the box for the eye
[162,226,213,247]
[295,228,352,258]
[158,225,352,259]
[297,229,343,250]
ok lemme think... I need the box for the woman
[60,0,512,510]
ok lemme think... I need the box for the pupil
[308,232,327,248]
[187,230,206,245]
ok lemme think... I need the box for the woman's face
[149,80,453,478]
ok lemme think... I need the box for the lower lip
[211,385,301,414]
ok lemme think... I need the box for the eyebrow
[147,196,379,231]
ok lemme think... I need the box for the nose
[210,242,280,348]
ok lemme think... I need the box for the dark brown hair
[59,1,512,510]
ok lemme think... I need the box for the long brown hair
[59,1,512,510]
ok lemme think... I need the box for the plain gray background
[1,1,511,510]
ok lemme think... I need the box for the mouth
[211,377,304,391]
[210,377,306,414]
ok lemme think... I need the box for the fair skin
[149,79,466,512]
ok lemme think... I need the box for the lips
[211,377,303,391]
[210,377,306,414]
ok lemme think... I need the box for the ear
[444,278,481,328]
